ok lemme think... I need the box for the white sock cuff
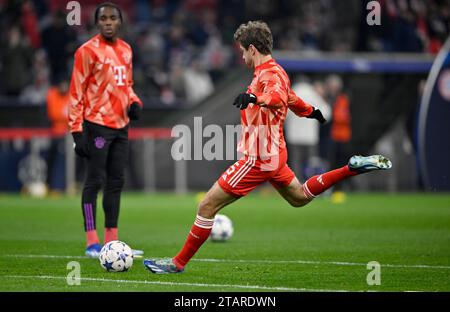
[302,183,316,200]
[194,215,214,229]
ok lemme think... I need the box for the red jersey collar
[97,33,119,46]
[254,58,275,72]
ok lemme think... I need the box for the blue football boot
[85,243,102,258]
[143,258,184,274]
[348,155,392,173]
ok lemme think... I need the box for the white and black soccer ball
[99,240,133,272]
[210,214,234,242]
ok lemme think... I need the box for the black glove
[306,107,326,124]
[72,132,88,158]
[128,102,142,120]
[233,93,257,110]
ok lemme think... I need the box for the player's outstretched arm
[306,107,326,124]
[288,89,326,124]
[255,71,288,109]
[232,91,285,110]
[232,92,257,110]
[68,47,94,158]
[232,72,288,110]
[68,48,93,133]
[127,53,143,120]
[128,102,142,120]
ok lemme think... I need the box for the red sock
[173,215,214,269]
[303,165,358,199]
[86,230,99,247]
[104,227,118,244]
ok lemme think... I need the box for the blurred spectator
[285,77,331,181]
[137,27,166,70]
[41,10,77,84]
[164,23,192,70]
[186,7,218,46]
[133,26,167,98]
[19,71,49,105]
[169,64,187,99]
[183,58,214,105]
[200,34,233,82]
[0,25,33,96]
[1,0,449,103]
[30,0,49,18]
[21,0,41,49]
[357,0,449,53]
[325,75,352,189]
[19,49,50,105]
[46,78,69,192]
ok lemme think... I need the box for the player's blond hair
[233,20,273,55]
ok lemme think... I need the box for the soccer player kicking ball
[144,21,392,273]
[68,2,143,258]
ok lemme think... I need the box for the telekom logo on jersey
[171,117,281,170]
[113,66,126,86]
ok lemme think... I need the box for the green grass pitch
[0,192,449,292]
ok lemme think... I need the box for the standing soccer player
[68,2,143,258]
[144,21,392,273]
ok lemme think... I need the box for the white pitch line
[3,254,87,259]
[192,258,450,270]
[1,275,347,292]
[3,254,450,270]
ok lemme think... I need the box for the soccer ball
[210,214,234,242]
[99,240,133,272]
[26,182,47,198]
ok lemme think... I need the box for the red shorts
[218,149,295,197]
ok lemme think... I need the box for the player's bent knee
[198,197,222,219]
[284,188,311,208]
[289,197,311,208]
[197,198,220,219]
[290,201,305,208]
[105,177,125,192]
[84,178,104,192]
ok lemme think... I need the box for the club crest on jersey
[92,38,100,48]
[122,53,130,64]
[94,137,106,149]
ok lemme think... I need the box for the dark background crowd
[0,0,449,107]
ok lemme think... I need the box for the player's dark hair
[94,2,123,24]
[233,20,273,55]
